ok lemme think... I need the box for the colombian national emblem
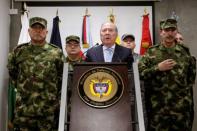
[78,67,124,108]
[90,77,112,98]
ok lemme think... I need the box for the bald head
[100,22,118,47]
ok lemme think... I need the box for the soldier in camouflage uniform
[7,17,64,131]
[65,35,84,130]
[138,18,196,131]
[65,35,84,71]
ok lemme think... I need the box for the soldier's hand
[8,120,14,129]
[158,59,176,71]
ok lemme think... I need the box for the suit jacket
[86,44,133,69]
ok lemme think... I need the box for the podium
[58,63,145,131]
[68,63,133,131]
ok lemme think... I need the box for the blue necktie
[105,48,113,62]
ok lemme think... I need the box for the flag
[140,14,152,55]
[8,80,16,129]
[115,36,121,45]
[79,51,86,60]
[50,16,62,49]
[18,11,30,45]
[82,15,93,48]
[8,81,16,124]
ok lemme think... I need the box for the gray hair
[100,22,118,33]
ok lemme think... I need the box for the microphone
[81,43,99,60]
[83,43,99,55]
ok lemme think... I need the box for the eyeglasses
[176,37,183,41]
[66,43,80,48]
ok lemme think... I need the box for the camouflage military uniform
[7,42,64,131]
[65,57,84,72]
[65,57,84,131]
[138,43,196,131]
[65,56,84,106]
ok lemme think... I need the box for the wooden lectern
[69,63,133,131]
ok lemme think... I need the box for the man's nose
[104,30,109,34]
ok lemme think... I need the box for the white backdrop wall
[28,6,153,55]
[0,0,10,130]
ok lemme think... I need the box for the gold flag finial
[85,8,88,15]
[107,9,120,44]
[144,8,148,15]
[84,8,91,16]
[108,8,115,23]
[56,9,59,16]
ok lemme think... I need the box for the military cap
[66,35,80,43]
[162,18,177,29]
[29,17,47,28]
[121,34,135,41]
[160,20,165,30]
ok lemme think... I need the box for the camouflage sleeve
[187,56,196,86]
[56,49,65,99]
[7,51,18,82]
[179,44,196,86]
[138,53,160,80]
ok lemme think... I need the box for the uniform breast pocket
[17,56,36,74]
[36,60,57,75]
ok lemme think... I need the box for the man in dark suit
[86,22,133,69]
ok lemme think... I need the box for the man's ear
[65,45,67,50]
[133,42,136,48]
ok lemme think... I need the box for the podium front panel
[69,63,133,131]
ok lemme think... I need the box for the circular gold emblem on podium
[78,67,124,108]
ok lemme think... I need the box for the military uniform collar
[159,42,182,52]
[30,41,49,50]
[66,56,82,62]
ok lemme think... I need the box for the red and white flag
[82,15,93,49]
[140,14,152,55]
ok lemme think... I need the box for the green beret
[66,35,80,43]
[162,18,177,29]
[29,17,47,28]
